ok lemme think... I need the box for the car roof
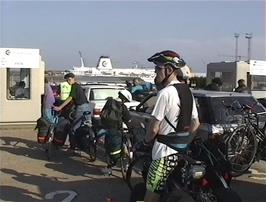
[192,89,253,98]
[82,84,125,89]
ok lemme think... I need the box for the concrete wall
[235,61,250,86]
[0,60,45,124]
[207,62,237,91]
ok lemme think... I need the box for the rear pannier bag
[53,117,71,146]
[75,125,95,150]
[100,97,123,129]
[35,117,51,143]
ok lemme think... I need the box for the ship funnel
[78,51,85,68]
[97,56,113,70]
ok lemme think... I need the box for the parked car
[129,90,266,143]
[82,83,140,129]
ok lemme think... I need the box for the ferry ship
[69,51,155,83]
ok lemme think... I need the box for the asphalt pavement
[0,126,265,202]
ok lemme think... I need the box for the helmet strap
[161,66,175,87]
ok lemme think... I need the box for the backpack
[100,97,123,129]
[174,84,193,132]
[35,117,51,143]
[53,117,71,146]
[157,84,194,150]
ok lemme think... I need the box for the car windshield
[196,96,266,124]
[90,88,122,101]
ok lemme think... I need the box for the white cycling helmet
[119,89,132,102]
[179,65,192,80]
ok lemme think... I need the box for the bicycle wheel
[120,135,133,181]
[46,127,55,161]
[126,153,151,190]
[226,125,257,177]
[83,128,97,162]
[46,141,54,161]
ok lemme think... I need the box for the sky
[0,0,265,73]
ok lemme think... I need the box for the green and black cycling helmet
[148,50,191,80]
[147,50,186,68]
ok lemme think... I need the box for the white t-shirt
[151,81,198,160]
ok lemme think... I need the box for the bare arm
[54,96,73,111]
[190,117,200,135]
[144,116,161,143]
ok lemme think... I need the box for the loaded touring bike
[37,109,97,161]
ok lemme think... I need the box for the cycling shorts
[146,153,179,194]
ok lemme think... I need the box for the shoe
[101,167,112,176]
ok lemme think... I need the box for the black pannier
[53,117,71,146]
[35,117,51,143]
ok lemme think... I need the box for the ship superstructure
[70,52,156,82]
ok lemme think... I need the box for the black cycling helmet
[64,72,75,79]
[147,50,186,68]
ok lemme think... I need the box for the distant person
[205,77,223,91]
[15,81,26,98]
[234,79,249,93]
[53,73,91,149]
[43,77,55,124]
[125,80,133,91]
[131,78,144,95]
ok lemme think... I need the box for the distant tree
[190,76,207,89]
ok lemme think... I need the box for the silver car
[82,84,140,128]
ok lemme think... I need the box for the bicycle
[70,111,97,162]
[119,127,134,180]
[98,125,134,179]
[126,136,241,202]
[45,110,97,162]
[223,102,266,176]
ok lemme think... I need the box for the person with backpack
[100,89,132,175]
[140,50,200,202]
[53,73,91,149]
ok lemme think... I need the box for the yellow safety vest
[60,81,71,101]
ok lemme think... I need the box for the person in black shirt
[54,73,91,148]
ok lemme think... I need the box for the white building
[207,60,266,98]
[0,48,45,124]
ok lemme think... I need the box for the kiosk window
[7,68,31,100]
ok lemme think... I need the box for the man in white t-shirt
[143,50,200,202]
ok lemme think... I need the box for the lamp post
[245,33,252,63]
[234,33,240,62]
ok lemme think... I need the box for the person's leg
[145,154,179,202]
[102,129,122,175]
[43,108,54,124]
[72,103,91,131]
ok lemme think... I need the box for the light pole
[245,33,252,63]
[234,33,240,62]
